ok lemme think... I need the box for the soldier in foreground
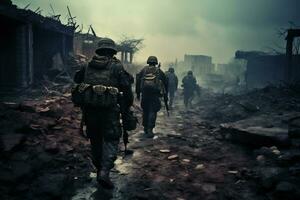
[72,38,134,189]
[136,56,168,138]
[166,67,178,108]
[182,70,198,108]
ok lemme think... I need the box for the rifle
[123,129,129,153]
[163,94,169,116]
[121,115,134,156]
[119,92,135,156]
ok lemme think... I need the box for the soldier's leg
[85,112,103,170]
[169,91,174,107]
[184,94,188,108]
[100,110,122,189]
[146,106,157,137]
[142,108,149,133]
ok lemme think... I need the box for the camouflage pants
[84,107,121,171]
[142,106,158,130]
[168,88,176,107]
[183,90,195,108]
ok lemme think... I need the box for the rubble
[0,94,91,200]
[0,133,26,152]
[220,116,290,147]
[0,82,299,200]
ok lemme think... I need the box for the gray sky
[12,0,300,64]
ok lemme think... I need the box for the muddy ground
[0,85,300,200]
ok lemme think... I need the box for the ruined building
[74,32,101,60]
[184,54,214,76]
[0,2,74,91]
[74,31,138,64]
[235,29,300,89]
[236,50,300,89]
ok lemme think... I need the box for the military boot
[144,127,148,135]
[97,169,114,189]
[146,128,154,138]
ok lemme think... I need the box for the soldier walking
[182,70,198,108]
[72,38,134,189]
[136,56,168,138]
[166,67,178,108]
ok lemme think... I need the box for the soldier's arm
[175,75,179,90]
[111,58,134,107]
[159,69,169,97]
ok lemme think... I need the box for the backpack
[167,73,177,87]
[141,66,162,93]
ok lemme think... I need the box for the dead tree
[118,36,144,63]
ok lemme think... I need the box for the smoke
[12,0,300,64]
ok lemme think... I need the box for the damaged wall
[236,51,300,89]
[0,3,74,91]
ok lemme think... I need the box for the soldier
[182,70,198,108]
[136,56,168,138]
[166,67,178,108]
[72,38,134,189]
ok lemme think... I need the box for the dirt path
[72,100,265,200]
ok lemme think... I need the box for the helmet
[95,38,117,55]
[147,56,158,65]
[168,67,174,73]
[188,70,193,75]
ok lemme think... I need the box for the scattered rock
[168,154,179,160]
[228,170,238,174]
[256,155,266,164]
[201,183,217,193]
[160,149,171,153]
[195,164,205,170]
[0,133,26,152]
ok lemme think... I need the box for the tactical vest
[71,56,121,108]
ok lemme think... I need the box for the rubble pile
[195,84,300,124]
[0,94,92,200]
[192,84,300,199]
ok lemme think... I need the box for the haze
[12,0,300,64]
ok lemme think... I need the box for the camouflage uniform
[182,71,197,108]
[136,56,168,137]
[73,38,133,189]
[166,67,178,108]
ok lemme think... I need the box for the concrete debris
[160,149,171,153]
[167,154,179,160]
[220,116,290,147]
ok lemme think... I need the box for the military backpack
[140,66,163,94]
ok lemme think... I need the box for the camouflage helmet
[147,56,158,65]
[95,38,117,55]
